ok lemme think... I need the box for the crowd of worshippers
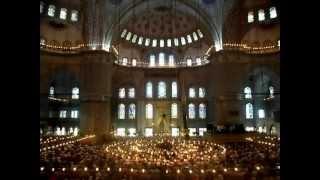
[40,138,280,180]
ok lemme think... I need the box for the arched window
[146,104,153,119]
[189,88,196,98]
[145,128,153,137]
[269,86,274,98]
[71,110,78,118]
[149,54,155,67]
[244,87,252,99]
[269,7,277,19]
[193,32,198,41]
[59,110,67,118]
[126,32,132,41]
[187,58,192,66]
[181,37,186,45]
[132,59,137,66]
[188,103,196,119]
[59,8,67,20]
[138,37,143,45]
[199,103,206,119]
[73,127,79,136]
[158,81,166,98]
[174,38,179,46]
[122,57,128,65]
[128,128,136,137]
[169,55,175,67]
[71,10,79,22]
[159,53,165,66]
[172,81,178,98]
[152,39,157,47]
[160,39,165,47]
[171,103,178,118]
[199,87,206,98]
[258,109,265,119]
[246,103,253,119]
[69,127,73,135]
[196,57,202,66]
[48,5,56,17]
[121,29,127,38]
[55,127,61,136]
[118,104,125,119]
[199,128,207,136]
[119,88,125,98]
[197,29,204,38]
[49,86,54,97]
[248,11,254,23]
[172,128,179,137]
[128,88,135,98]
[61,127,66,135]
[116,128,126,136]
[131,34,137,43]
[146,82,153,98]
[187,35,192,43]
[129,104,136,119]
[72,87,79,99]
[145,38,150,46]
[258,9,265,21]
[167,39,172,47]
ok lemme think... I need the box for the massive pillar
[79,51,115,137]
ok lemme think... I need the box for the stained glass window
[71,10,79,22]
[119,88,125,98]
[244,87,252,99]
[159,53,165,66]
[246,103,253,119]
[189,88,196,98]
[199,87,206,98]
[59,8,67,20]
[48,5,56,17]
[158,81,166,98]
[258,9,265,21]
[199,103,206,119]
[146,104,153,119]
[129,104,136,119]
[248,11,254,23]
[72,87,79,99]
[171,103,178,118]
[172,81,177,98]
[146,82,153,98]
[118,104,125,119]
[269,7,277,19]
[188,103,195,119]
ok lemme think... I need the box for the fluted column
[79,51,115,136]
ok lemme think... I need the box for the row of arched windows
[118,87,135,98]
[41,2,79,22]
[243,86,274,99]
[118,103,136,120]
[146,81,178,98]
[188,103,207,119]
[248,6,277,23]
[118,103,206,120]
[244,86,274,119]
[118,56,208,67]
[41,126,79,136]
[121,29,203,48]
[189,87,206,98]
[49,86,79,99]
